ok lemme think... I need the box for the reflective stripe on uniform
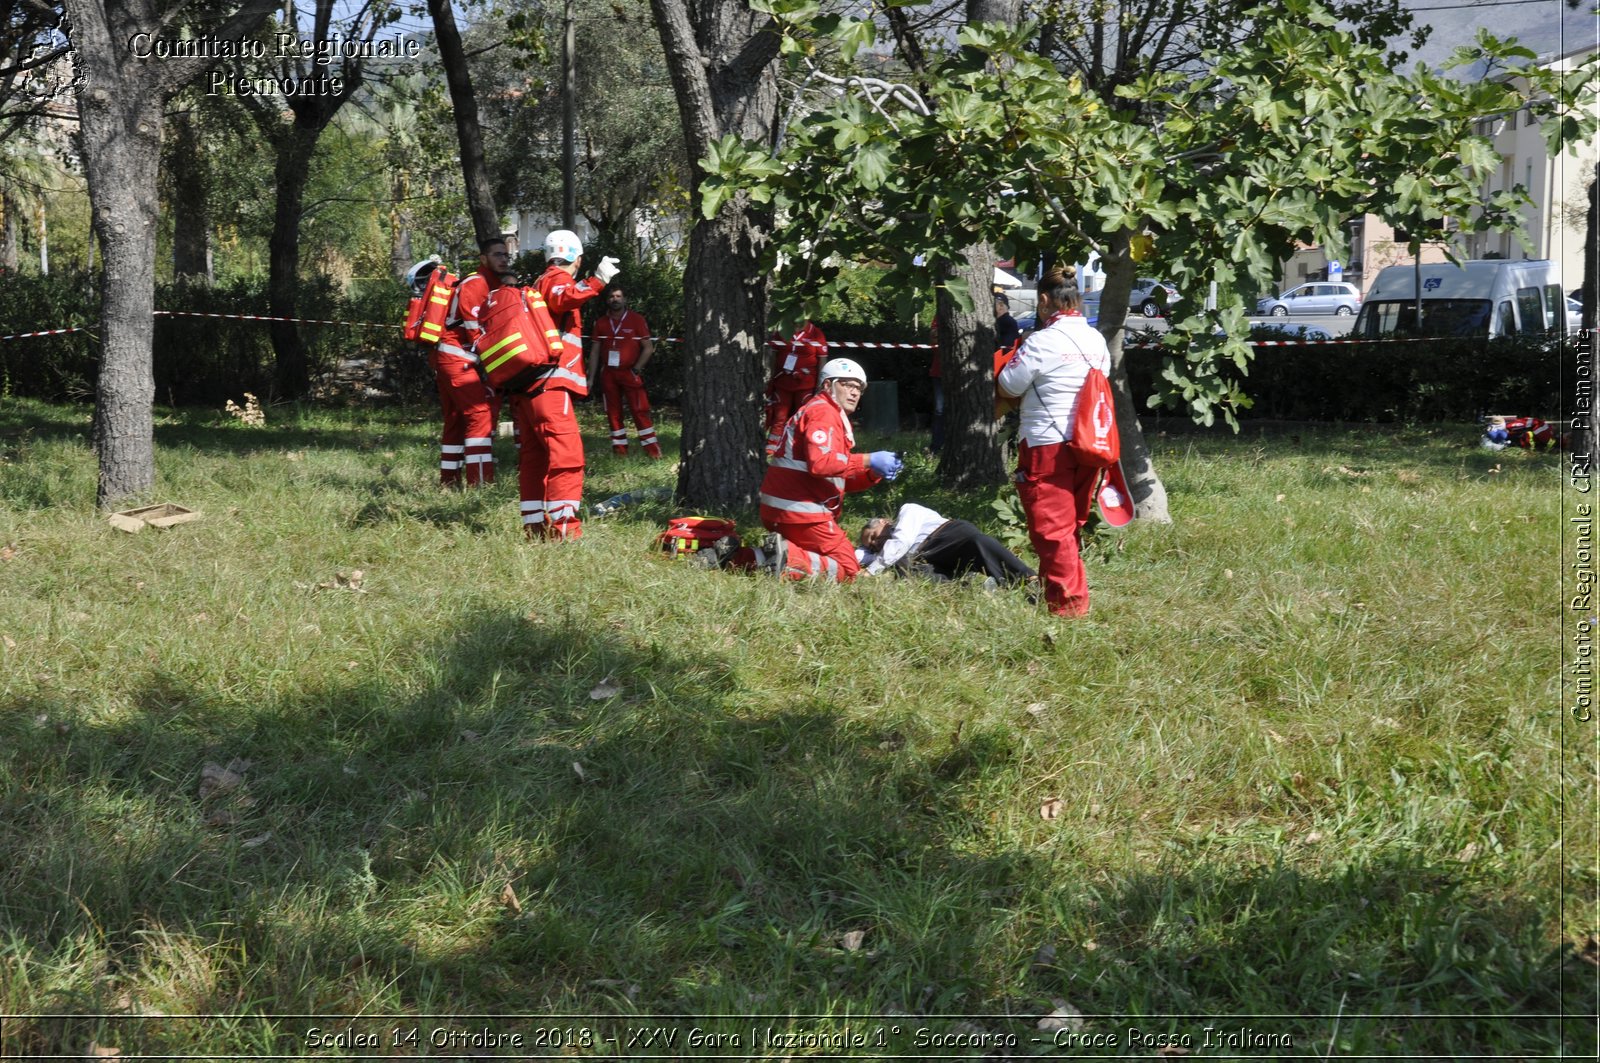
[759,494,832,515]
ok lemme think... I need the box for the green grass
[0,396,1592,1058]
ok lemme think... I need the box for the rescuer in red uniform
[509,229,618,540]
[428,239,509,486]
[758,357,901,582]
[586,285,661,458]
[763,320,828,456]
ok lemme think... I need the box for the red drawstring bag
[1066,365,1119,468]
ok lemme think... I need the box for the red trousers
[764,385,810,455]
[433,356,495,485]
[765,518,860,583]
[1016,441,1099,616]
[600,368,661,457]
[510,388,585,541]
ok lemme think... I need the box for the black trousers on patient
[907,519,1036,585]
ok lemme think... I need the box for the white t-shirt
[865,502,948,575]
[996,312,1112,446]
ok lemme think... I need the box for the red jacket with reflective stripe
[435,270,500,365]
[759,390,880,526]
[531,265,598,395]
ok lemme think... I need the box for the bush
[0,271,98,400]
[1122,334,1569,423]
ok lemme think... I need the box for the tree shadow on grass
[0,607,1585,1058]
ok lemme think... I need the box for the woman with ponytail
[995,267,1113,616]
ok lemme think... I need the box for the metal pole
[562,0,576,230]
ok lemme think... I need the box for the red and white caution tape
[154,310,402,330]
[0,326,90,341]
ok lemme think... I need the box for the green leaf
[853,141,892,191]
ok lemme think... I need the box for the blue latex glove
[868,451,902,481]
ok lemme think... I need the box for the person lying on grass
[857,502,1036,588]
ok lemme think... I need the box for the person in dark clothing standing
[995,292,1020,351]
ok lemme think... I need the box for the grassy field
[0,396,1592,1059]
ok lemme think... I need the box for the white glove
[595,256,620,284]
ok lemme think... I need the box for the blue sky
[1404,0,1599,66]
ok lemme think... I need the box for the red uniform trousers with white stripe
[769,518,860,583]
[431,352,495,486]
[510,387,585,541]
[600,368,661,457]
[1016,441,1098,616]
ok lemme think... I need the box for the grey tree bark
[64,0,275,509]
[428,0,501,245]
[0,190,17,271]
[1095,236,1172,522]
[1583,167,1596,480]
[650,0,781,510]
[240,0,380,398]
[168,110,210,284]
[935,248,1007,489]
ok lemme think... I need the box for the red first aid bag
[1066,366,1120,468]
[403,266,457,346]
[477,286,563,393]
[656,516,739,559]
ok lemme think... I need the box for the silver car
[1130,278,1180,318]
[1257,282,1362,317]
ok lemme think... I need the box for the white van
[1351,259,1565,339]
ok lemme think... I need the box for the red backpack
[656,516,740,559]
[1066,363,1119,468]
[403,266,458,347]
[477,286,564,393]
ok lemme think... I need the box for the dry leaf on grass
[1456,842,1481,863]
[1157,1046,1191,1057]
[198,760,250,801]
[2,635,14,651]
[840,930,866,952]
[0,544,16,561]
[1037,999,1084,1034]
[1024,702,1048,719]
[588,678,620,700]
[571,761,588,782]
[86,1045,122,1058]
[500,883,523,915]
[1039,797,1064,821]
[240,832,272,849]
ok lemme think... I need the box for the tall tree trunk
[1098,238,1172,522]
[169,111,211,284]
[933,0,1017,490]
[936,246,1007,489]
[651,0,780,510]
[0,190,17,271]
[676,201,769,505]
[83,91,162,506]
[268,125,318,398]
[65,0,274,508]
[1583,167,1596,481]
[429,0,500,244]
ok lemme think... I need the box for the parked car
[1130,278,1180,318]
[1248,321,1334,342]
[1256,282,1362,317]
[1570,297,1586,333]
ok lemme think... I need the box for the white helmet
[542,229,583,263]
[404,258,438,295]
[818,357,867,388]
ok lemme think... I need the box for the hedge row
[0,272,1573,423]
